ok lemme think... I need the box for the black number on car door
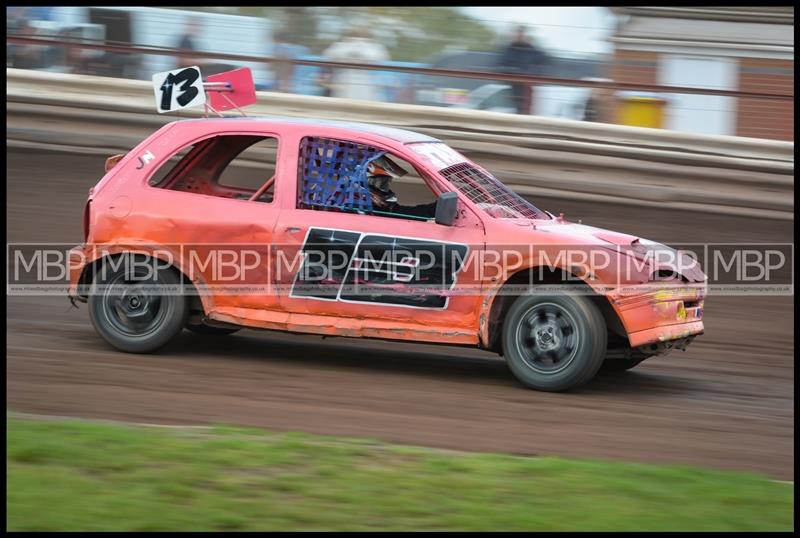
[291,227,469,309]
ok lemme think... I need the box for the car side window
[296,136,438,221]
[148,144,195,187]
[147,135,279,203]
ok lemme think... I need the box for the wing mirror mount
[435,191,459,226]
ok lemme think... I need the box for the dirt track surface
[7,149,795,479]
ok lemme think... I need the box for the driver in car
[367,155,438,219]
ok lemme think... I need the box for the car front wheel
[502,293,607,392]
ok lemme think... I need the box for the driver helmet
[367,155,407,207]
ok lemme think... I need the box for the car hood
[529,221,707,283]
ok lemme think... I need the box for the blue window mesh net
[298,137,384,213]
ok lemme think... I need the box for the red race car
[67,67,706,391]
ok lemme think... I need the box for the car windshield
[407,142,550,220]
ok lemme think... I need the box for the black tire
[186,323,240,336]
[600,356,648,372]
[88,255,188,353]
[502,293,607,392]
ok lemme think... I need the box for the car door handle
[285,227,302,234]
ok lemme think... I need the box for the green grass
[6,416,794,531]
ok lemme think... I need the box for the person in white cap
[323,27,390,102]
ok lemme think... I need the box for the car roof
[177,116,439,144]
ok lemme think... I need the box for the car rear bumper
[67,244,89,299]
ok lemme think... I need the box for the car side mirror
[435,191,459,226]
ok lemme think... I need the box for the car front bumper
[611,284,706,349]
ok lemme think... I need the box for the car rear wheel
[501,293,607,392]
[88,256,188,353]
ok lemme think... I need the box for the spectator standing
[272,31,298,93]
[7,7,26,67]
[580,77,614,123]
[52,27,88,74]
[323,27,389,102]
[8,16,45,70]
[317,65,334,98]
[496,25,547,115]
[174,17,203,70]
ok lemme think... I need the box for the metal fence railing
[7,33,795,142]
[7,68,794,221]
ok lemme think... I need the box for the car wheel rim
[514,302,580,375]
[101,271,168,338]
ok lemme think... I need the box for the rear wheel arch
[79,251,211,314]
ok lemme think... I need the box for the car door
[273,133,486,338]
[137,127,284,314]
